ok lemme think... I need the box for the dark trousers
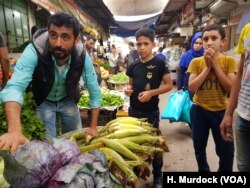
[190,104,234,171]
[129,107,163,177]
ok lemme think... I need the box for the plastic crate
[80,108,117,127]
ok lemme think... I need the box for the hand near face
[204,47,216,68]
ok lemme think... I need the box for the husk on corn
[65,117,168,187]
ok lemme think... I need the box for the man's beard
[51,47,71,60]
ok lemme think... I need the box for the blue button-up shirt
[0,43,101,108]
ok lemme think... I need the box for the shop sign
[31,0,60,14]
[180,26,193,37]
[229,14,242,26]
[181,0,195,26]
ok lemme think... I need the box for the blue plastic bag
[161,90,192,124]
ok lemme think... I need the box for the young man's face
[85,39,95,50]
[136,36,155,61]
[202,30,224,52]
[48,24,78,60]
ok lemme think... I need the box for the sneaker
[153,175,163,188]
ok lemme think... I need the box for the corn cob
[110,123,150,132]
[69,131,85,141]
[79,142,104,152]
[119,134,166,146]
[116,139,152,155]
[124,160,148,168]
[109,160,138,188]
[98,147,125,163]
[101,138,141,161]
[105,117,138,127]
[125,160,150,179]
[104,129,147,139]
[113,123,158,134]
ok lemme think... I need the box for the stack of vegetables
[94,58,110,71]
[0,92,46,140]
[107,73,129,84]
[0,138,122,188]
[100,66,110,78]
[78,87,124,108]
[69,117,168,187]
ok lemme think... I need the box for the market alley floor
[136,86,237,188]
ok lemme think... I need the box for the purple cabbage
[52,138,80,166]
[47,163,95,188]
[0,141,62,188]
[0,140,122,188]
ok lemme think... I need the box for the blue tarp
[110,23,155,37]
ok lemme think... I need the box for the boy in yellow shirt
[188,24,237,171]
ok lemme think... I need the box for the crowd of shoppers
[0,9,249,188]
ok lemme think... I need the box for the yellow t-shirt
[188,55,237,111]
[235,23,250,55]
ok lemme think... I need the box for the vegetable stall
[0,72,169,187]
[0,117,168,187]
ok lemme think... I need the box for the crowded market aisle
[137,86,237,187]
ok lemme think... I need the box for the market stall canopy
[73,0,117,34]
[155,0,243,37]
[155,0,214,37]
[31,0,117,38]
[103,0,170,37]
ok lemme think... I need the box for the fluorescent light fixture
[114,12,162,22]
[13,11,21,18]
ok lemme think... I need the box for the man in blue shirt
[155,47,166,62]
[0,12,101,152]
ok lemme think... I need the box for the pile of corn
[68,117,168,187]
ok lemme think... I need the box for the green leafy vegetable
[108,73,129,84]
[78,90,124,108]
[0,92,46,140]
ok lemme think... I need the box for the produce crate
[116,109,128,118]
[80,108,117,127]
[107,81,127,91]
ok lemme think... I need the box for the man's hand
[124,85,133,96]
[204,47,218,69]
[0,131,29,152]
[85,126,99,137]
[138,91,152,102]
[220,115,234,142]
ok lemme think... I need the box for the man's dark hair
[47,12,80,37]
[135,27,155,42]
[202,24,225,39]
[86,35,97,42]
[31,26,38,36]
[128,41,134,47]
[158,47,163,53]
